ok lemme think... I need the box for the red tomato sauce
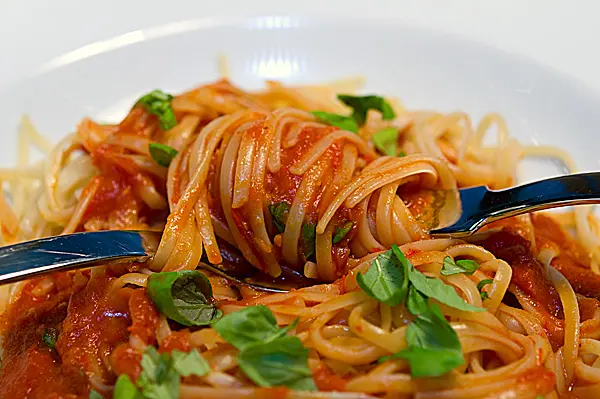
[0,271,136,398]
[128,289,160,345]
[56,273,131,383]
[479,221,600,349]
[312,363,348,391]
[110,343,142,382]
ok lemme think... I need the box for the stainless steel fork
[1,172,600,289]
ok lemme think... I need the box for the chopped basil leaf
[136,90,177,131]
[215,306,313,390]
[332,221,354,244]
[356,244,409,306]
[89,389,105,399]
[42,327,58,350]
[213,305,297,351]
[237,335,316,391]
[406,285,429,316]
[137,347,179,399]
[381,304,464,377]
[172,349,211,377]
[114,374,143,399]
[372,127,399,156]
[154,352,173,384]
[477,279,494,300]
[405,304,461,351]
[149,143,178,167]
[147,270,221,326]
[440,257,480,276]
[312,111,359,133]
[408,262,484,313]
[337,94,396,126]
[301,222,317,260]
[268,201,290,233]
[129,347,210,399]
[387,346,464,378]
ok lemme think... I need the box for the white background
[0,0,598,91]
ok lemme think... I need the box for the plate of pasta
[1,13,600,399]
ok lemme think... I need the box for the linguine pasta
[0,77,599,399]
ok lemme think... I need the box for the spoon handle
[0,230,160,284]
[430,172,600,237]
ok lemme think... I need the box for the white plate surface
[1,6,599,185]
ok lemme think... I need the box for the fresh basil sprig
[357,244,484,378]
[441,256,480,276]
[213,305,315,391]
[356,245,409,306]
[405,285,429,316]
[212,305,297,351]
[136,90,177,131]
[407,261,484,313]
[237,336,315,390]
[112,347,210,399]
[380,304,464,377]
[147,270,221,326]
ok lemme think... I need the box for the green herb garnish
[477,279,494,300]
[172,349,210,377]
[407,262,485,313]
[372,127,400,156]
[301,222,317,260]
[312,111,359,133]
[214,306,314,390]
[237,336,316,390]
[138,348,177,399]
[332,221,354,244]
[213,305,297,351]
[268,201,291,233]
[356,244,410,306]
[405,285,429,316]
[89,389,105,399]
[357,245,484,378]
[337,94,396,126]
[114,374,143,399]
[42,327,58,350]
[440,256,480,276]
[149,143,178,167]
[136,90,177,131]
[380,304,464,377]
[147,270,221,326]
[135,347,210,399]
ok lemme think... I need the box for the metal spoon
[1,172,600,289]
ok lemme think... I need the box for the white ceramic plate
[1,12,600,184]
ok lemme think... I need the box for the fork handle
[0,230,160,285]
[430,172,600,237]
